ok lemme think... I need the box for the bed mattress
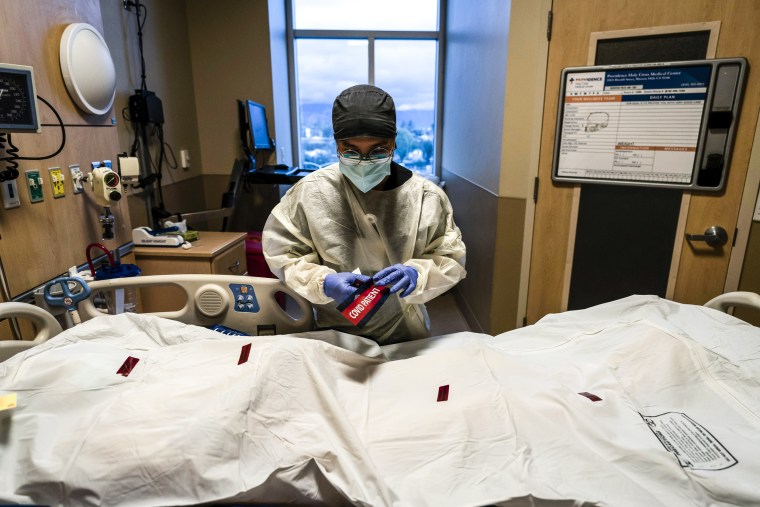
[1,295,759,506]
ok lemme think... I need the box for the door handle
[685,226,729,247]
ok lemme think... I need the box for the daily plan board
[554,64,711,186]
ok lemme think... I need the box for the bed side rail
[704,291,760,314]
[78,274,314,336]
[0,303,63,362]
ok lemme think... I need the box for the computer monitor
[238,99,274,156]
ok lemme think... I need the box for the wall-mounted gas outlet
[48,167,65,198]
[1,180,21,209]
[25,169,44,203]
[69,164,84,194]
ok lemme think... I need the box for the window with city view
[290,0,441,174]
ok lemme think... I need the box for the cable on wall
[0,95,66,181]
[123,0,176,224]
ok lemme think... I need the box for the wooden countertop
[133,231,247,258]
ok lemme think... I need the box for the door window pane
[375,39,437,173]
[296,38,368,169]
[293,0,438,31]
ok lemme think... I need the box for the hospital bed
[1,275,759,506]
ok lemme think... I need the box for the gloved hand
[324,272,371,303]
[373,264,418,297]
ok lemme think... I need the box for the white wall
[440,0,512,332]
[267,0,293,166]
[186,0,276,176]
[499,0,551,199]
[100,0,204,226]
[441,0,511,192]
[100,0,201,179]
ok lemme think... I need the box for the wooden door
[527,0,760,323]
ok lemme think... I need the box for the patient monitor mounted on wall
[0,64,40,133]
[0,63,41,182]
[1,63,68,185]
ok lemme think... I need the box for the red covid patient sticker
[337,280,390,328]
[116,356,140,377]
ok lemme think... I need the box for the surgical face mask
[339,158,392,193]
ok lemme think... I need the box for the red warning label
[337,282,390,328]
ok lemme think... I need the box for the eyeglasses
[337,147,393,166]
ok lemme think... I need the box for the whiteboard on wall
[551,58,747,191]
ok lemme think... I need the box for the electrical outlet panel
[1,180,21,209]
[180,149,190,169]
[48,167,65,198]
[69,164,84,194]
[25,169,44,203]
[118,156,140,182]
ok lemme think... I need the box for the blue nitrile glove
[324,272,371,303]
[373,264,418,297]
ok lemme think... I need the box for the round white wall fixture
[60,23,116,115]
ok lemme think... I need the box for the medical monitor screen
[245,100,274,151]
[0,65,40,133]
[551,58,746,191]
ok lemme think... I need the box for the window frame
[285,0,446,176]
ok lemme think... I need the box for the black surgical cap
[332,85,397,140]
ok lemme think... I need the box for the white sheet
[1,295,759,506]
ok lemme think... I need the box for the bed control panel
[229,283,260,313]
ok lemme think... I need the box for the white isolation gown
[262,163,466,344]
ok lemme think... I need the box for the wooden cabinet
[133,232,247,313]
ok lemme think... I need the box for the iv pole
[134,121,157,228]
[126,0,159,229]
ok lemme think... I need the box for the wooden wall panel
[0,0,131,306]
[526,0,590,323]
[674,2,760,304]
[528,0,760,322]
[0,127,132,297]
[0,0,114,126]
